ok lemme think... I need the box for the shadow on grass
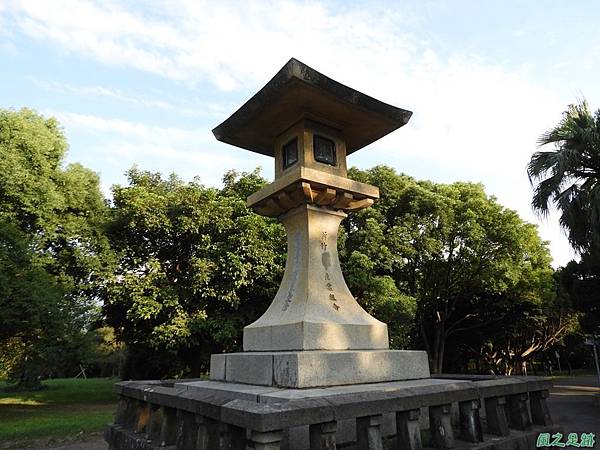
[0,378,118,448]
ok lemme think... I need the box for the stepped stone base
[209,349,430,388]
[106,374,559,450]
[178,377,465,449]
[173,378,558,450]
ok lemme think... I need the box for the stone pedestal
[210,204,430,388]
[243,205,388,352]
[210,350,429,388]
[207,58,429,390]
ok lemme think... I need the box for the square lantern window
[313,135,336,166]
[282,137,298,170]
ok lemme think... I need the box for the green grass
[0,377,118,449]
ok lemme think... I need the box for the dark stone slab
[506,394,531,431]
[459,399,483,443]
[196,416,220,450]
[309,420,337,450]
[395,409,423,450]
[357,414,384,450]
[175,410,197,450]
[472,379,528,398]
[159,406,177,446]
[484,396,509,437]
[220,397,335,432]
[106,376,561,450]
[429,404,454,449]
[324,383,478,420]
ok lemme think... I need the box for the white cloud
[3,0,577,265]
[29,78,228,117]
[45,110,259,191]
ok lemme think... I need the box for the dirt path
[45,437,107,450]
[14,433,108,450]
[548,374,600,437]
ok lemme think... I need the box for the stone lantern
[106,59,562,450]
[210,58,429,388]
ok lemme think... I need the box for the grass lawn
[0,377,118,449]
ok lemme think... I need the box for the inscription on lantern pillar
[282,231,301,311]
[320,231,340,311]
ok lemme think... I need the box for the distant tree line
[0,106,597,386]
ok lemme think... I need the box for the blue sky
[2,0,600,266]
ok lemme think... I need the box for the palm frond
[529,99,600,253]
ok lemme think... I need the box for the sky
[1,0,600,267]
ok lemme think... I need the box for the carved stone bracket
[253,180,375,217]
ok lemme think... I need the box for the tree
[0,221,62,385]
[448,271,577,375]
[559,251,600,335]
[528,100,600,338]
[0,108,112,386]
[528,100,600,254]
[343,166,557,373]
[103,168,285,379]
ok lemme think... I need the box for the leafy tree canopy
[528,100,600,254]
[343,166,560,373]
[103,168,285,378]
[0,108,112,385]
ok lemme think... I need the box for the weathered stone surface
[529,390,552,426]
[242,205,389,353]
[356,415,383,450]
[210,354,226,381]
[159,406,177,446]
[259,378,464,402]
[209,349,429,388]
[506,393,531,431]
[106,377,560,450]
[309,421,337,450]
[395,409,422,450]
[212,58,412,158]
[196,416,219,450]
[181,380,282,402]
[473,378,529,398]
[177,378,469,433]
[221,397,335,432]
[459,399,483,443]
[484,396,509,437]
[225,352,274,386]
[250,430,284,450]
[222,424,246,450]
[175,410,197,450]
[429,404,454,450]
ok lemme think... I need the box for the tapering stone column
[244,204,388,351]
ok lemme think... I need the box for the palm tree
[528,100,600,253]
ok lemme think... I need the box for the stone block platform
[210,350,430,388]
[105,375,560,450]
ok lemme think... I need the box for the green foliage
[104,168,285,378]
[559,251,600,335]
[528,99,600,340]
[0,108,113,385]
[1,105,578,380]
[344,166,563,373]
[528,100,600,254]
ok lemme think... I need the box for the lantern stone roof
[212,58,412,156]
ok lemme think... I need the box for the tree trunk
[429,323,446,374]
[16,367,43,391]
